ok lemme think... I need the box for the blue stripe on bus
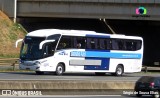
[86,51,141,59]
[84,57,110,70]
[70,51,141,59]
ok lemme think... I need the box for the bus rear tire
[35,71,44,75]
[55,63,64,75]
[112,65,124,76]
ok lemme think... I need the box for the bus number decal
[70,51,86,57]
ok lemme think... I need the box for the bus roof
[26,29,142,40]
[27,29,96,37]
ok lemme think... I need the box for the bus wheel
[114,65,124,76]
[55,63,64,75]
[35,71,44,75]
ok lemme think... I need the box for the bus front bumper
[19,64,40,71]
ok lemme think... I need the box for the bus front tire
[35,71,44,75]
[112,65,124,76]
[55,63,64,75]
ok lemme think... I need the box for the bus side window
[93,38,98,49]
[126,40,142,51]
[126,41,135,51]
[43,42,55,57]
[106,39,112,50]
[86,38,98,49]
[80,38,86,49]
[112,39,119,50]
[73,37,86,49]
[132,41,137,51]
[87,38,91,49]
[136,40,142,50]
[117,39,125,50]
[73,38,77,48]
[132,40,142,51]
[99,39,105,50]
[57,36,72,50]
[58,43,66,49]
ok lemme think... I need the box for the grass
[0,10,27,58]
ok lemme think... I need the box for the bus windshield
[20,37,46,60]
[20,34,61,60]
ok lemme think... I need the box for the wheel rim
[57,66,63,74]
[117,67,122,75]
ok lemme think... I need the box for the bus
[16,29,143,76]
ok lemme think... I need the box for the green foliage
[9,23,27,40]
[17,23,28,34]
[8,32,17,40]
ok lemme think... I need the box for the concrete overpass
[1,0,160,21]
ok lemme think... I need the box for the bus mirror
[15,39,23,48]
[39,40,55,50]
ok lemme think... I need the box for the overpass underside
[17,0,160,21]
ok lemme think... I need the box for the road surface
[0,72,159,81]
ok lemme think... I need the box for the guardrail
[142,66,160,73]
[0,58,19,65]
[0,58,19,70]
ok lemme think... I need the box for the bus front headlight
[34,61,41,65]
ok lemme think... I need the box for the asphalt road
[0,72,159,81]
[0,72,157,98]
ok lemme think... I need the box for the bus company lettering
[59,51,68,55]
[70,51,86,57]
[122,54,138,58]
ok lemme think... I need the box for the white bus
[16,29,143,76]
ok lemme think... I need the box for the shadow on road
[2,72,143,77]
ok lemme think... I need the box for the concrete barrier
[0,80,135,89]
